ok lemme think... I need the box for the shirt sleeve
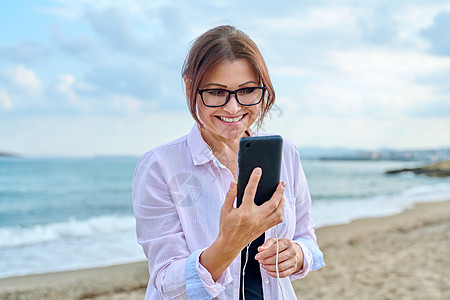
[196,251,233,298]
[289,147,325,280]
[132,151,229,299]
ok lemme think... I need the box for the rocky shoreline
[386,161,450,177]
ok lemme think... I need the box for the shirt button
[264,278,269,284]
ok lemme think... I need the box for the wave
[399,182,450,199]
[0,215,135,248]
[312,182,450,227]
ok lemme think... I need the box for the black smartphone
[237,135,283,207]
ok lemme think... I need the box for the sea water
[0,156,449,278]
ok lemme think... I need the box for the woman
[132,25,324,300]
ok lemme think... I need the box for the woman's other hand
[254,238,304,278]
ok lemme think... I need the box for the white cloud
[275,48,450,119]
[271,66,304,77]
[0,90,13,110]
[331,49,450,101]
[394,1,450,48]
[0,112,194,156]
[263,113,450,150]
[40,0,129,20]
[57,73,91,110]
[51,26,97,61]
[11,64,41,93]
[75,81,96,93]
[2,0,450,155]
[419,11,450,56]
[111,94,143,114]
[263,6,355,33]
[0,65,42,108]
[56,73,148,114]
[0,41,48,63]
[57,74,77,102]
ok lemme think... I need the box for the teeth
[218,115,244,123]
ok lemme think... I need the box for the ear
[183,75,191,96]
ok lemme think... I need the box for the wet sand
[294,200,450,300]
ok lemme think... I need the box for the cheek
[196,103,215,123]
[247,106,261,122]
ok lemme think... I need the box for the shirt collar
[187,123,215,166]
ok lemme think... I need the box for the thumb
[222,181,237,213]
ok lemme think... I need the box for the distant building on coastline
[299,147,450,162]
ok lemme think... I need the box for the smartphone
[236,135,283,207]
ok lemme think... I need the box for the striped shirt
[132,124,325,299]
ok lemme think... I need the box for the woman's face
[196,59,261,141]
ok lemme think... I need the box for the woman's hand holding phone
[218,167,286,251]
[199,167,285,281]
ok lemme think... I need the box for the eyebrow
[203,81,258,88]
[239,80,258,87]
[203,83,227,88]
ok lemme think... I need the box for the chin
[217,125,247,140]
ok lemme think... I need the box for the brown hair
[182,25,275,129]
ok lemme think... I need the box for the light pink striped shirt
[132,124,324,299]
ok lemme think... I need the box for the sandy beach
[1,200,449,300]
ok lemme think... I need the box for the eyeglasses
[198,87,266,108]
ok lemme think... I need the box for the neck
[200,126,249,160]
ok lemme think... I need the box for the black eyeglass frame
[198,86,266,108]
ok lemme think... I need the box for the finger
[255,238,289,261]
[221,181,237,213]
[260,181,285,213]
[261,258,293,273]
[264,266,295,278]
[263,194,285,229]
[257,238,277,253]
[258,248,292,265]
[241,167,262,207]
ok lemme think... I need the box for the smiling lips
[216,114,246,123]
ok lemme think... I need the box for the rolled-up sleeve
[184,249,233,299]
[195,251,233,298]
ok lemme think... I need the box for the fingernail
[281,181,286,188]
[254,167,262,175]
[255,254,260,260]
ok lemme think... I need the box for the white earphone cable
[212,152,285,299]
[275,224,285,300]
[241,242,251,300]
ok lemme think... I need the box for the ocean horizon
[1,155,449,278]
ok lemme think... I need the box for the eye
[206,89,227,97]
[237,87,256,96]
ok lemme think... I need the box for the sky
[1,0,450,157]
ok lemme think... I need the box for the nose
[223,94,241,114]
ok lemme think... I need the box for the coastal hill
[0,152,20,158]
